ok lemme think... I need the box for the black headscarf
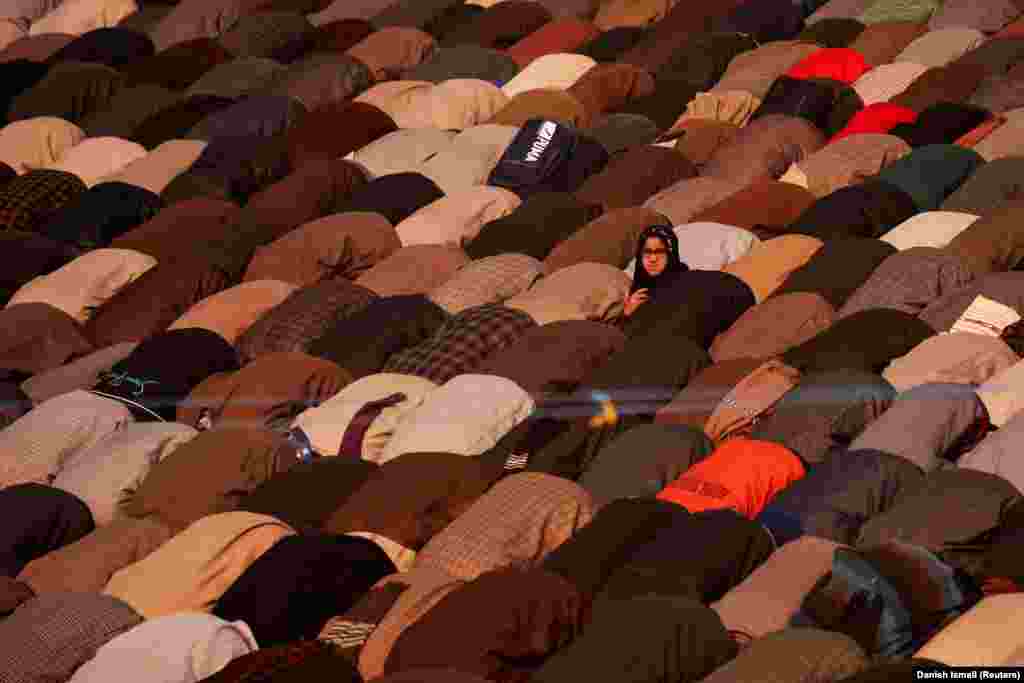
[630,222,688,294]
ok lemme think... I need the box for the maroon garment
[286,101,396,169]
[111,197,241,264]
[203,158,369,282]
[0,303,93,376]
[83,258,230,347]
[574,145,697,210]
[476,320,627,394]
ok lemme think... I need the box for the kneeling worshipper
[621,221,688,318]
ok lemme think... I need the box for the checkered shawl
[0,169,87,232]
[383,303,537,385]
[415,472,596,582]
[0,592,141,683]
[235,279,378,364]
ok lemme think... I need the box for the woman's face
[642,236,670,277]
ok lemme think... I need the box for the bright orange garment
[656,437,805,518]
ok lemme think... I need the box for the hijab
[629,222,688,294]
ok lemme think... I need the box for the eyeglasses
[642,248,668,257]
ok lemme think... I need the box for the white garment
[70,613,258,683]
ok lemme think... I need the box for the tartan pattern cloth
[383,303,537,385]
[0,169,87,233]
[235,280,379,364]
[414,472,596,582]
[0,593,141,683]
[427,253,545,315]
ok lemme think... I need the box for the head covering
[0,483,93,577]
[416,472,594,581]
[70,614,258,683]
[0,593,141,683]
[0,389,132,490]
[627,222,687,295]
